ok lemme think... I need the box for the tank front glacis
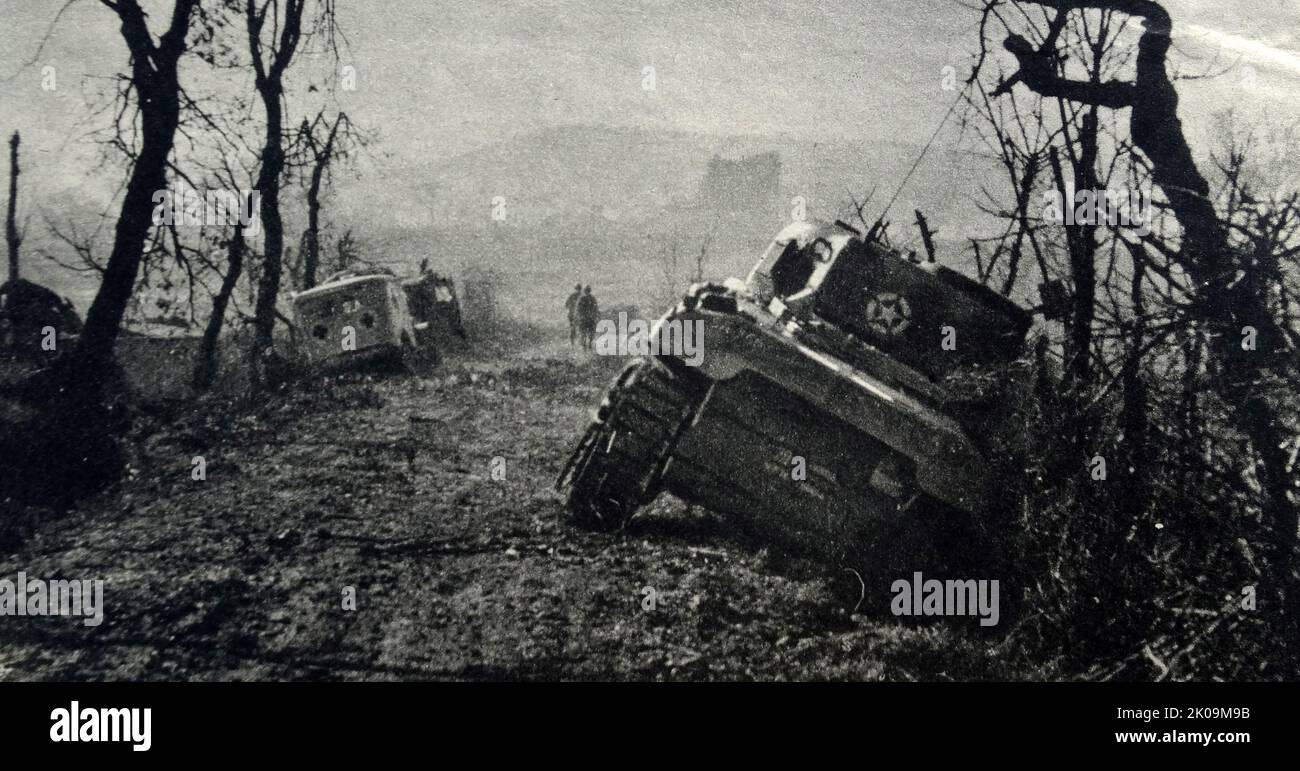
[560,220,1031,549]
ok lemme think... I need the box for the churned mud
[0,342,1024,681]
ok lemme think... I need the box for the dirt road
[0,342,1020,680]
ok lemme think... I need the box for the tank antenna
[869,84,969,239]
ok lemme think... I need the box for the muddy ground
[0,336,1031,681]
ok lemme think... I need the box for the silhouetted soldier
[576,285,599,351]
[564,283,582,346]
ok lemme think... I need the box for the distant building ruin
[698,151,781,212]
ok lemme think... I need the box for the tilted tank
[557,219,1032,562]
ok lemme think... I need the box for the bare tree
[293,109,364,289]
[66,0,200,385]
[244,0,341,385]
[978,0,1299,642]
[0,0,201,504]
[194,156,258,390]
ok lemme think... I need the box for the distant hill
[354,123,989,233]
[27,123,999,322]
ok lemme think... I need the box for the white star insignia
[865,292,912,336]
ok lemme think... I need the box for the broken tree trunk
[6,132,19,282]
[914,210,937,263]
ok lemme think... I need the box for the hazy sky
[2,0,1299,216]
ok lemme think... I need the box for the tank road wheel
[557,358,703,531]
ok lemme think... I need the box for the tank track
[556,358,703,531]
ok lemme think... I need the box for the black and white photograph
[0,0,1297,754]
